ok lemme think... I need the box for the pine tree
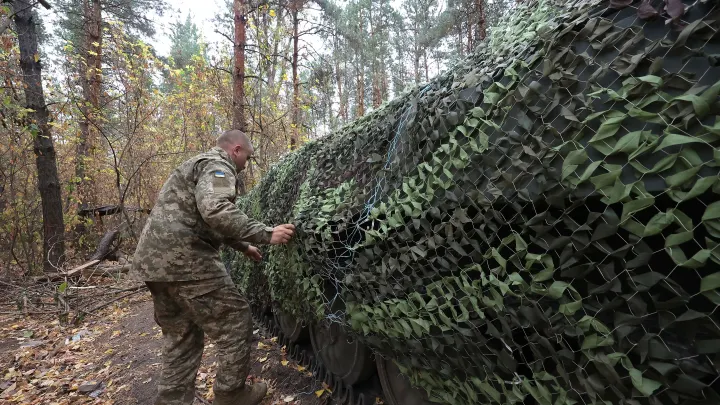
[169,14,202,69]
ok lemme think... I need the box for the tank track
[252,306,385,405]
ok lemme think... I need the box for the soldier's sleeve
[195,161,273,245]
[225,240,250,252]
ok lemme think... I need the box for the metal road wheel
[309,320,375,386]
[274,309,308,343]
[377,356,438,405]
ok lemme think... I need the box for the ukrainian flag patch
[213,170,226,178]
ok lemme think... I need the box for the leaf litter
[1,288,328,404]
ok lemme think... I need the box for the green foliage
[168,14,204,69]
[230,0,720,404]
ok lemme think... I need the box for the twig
[108,285,146,293]
[0,310,59,315]
[71,288,145,324]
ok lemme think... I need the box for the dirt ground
[0,290,328,405]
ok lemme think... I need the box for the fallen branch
[80,263,131,278]
[71,287,146,324]
[107,285,145,293]
[34,260,102,282]
[89,229,120,261]
[66,260,102,276]
[0,310,59,315]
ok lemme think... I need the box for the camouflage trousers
[145,276,252,405]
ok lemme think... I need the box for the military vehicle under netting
[225,0,720,403]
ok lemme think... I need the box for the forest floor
[0,279,328,405]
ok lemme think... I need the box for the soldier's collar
[211,146,237,172]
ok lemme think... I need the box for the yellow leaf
[296,365,306,372]
[33,53,39,62]
[269,9,276,17]
[281,360,289,366]
[257,342,267,349]
[258,357,268,363]
[315,389,325,397]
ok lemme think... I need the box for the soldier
[132,129,295,405]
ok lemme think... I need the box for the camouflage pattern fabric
[132,146,273,282]
[132,146,273,404]
[146,276,253,405]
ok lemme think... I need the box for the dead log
[89,229,120,261]
[80,263,131,278]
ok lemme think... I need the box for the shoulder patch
[213,170,226,178]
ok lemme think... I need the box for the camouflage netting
[225,0,720,403]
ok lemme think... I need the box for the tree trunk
[456,16,464,56]
[335,54,346,122]
[423,50,429,82]
[413,24,421,84]
[12,0,66,273]
[76,0,102,227]
[369,3,380,108]
[475,0,487,42]
[290,0,300,150]
[356,65,364,117]
[466,13,473,53]
[233,0,247,131]
[382,63,388,101]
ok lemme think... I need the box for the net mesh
[224,0,720,403]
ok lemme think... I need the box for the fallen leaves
[0,292,150,404]
[1,289,326,405]
[315,382,332,398]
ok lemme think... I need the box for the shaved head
[217,129,254,171]
[217,129,251,150]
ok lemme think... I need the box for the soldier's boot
[155,383,195,405]
[213,382,267,405]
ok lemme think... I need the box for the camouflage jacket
[132,147,273,281]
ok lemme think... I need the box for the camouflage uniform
[132,147,273,405]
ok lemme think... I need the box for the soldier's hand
[270,224,295,245]
[243,245,263,261]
